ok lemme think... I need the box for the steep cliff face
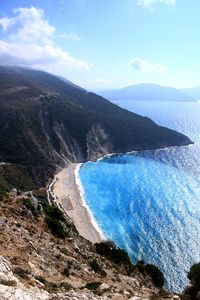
[0,66,192,187]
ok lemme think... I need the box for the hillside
[100,83,193,102]
[0,67,192,189]
[0,189,180,300]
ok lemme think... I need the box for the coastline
[49,162,105,244]
[48,144,193,244]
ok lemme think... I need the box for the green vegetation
[42,202,66,223]
[41,202,67,238]
[136,260,164,288]
[183,262,200,299]
[89,259,102,273]
[40,201,78,238]
[89,259,106,276]
[0,279,17,287]
[22,198,38,217]
[35,276,72,292]
[145,264,164,288]
[0,164,36,198]
[95,241,134,274]
[136,260,146,273]
[0,175,10,200]
[45,215,67,239]
[33,189,47,200]
[188,263,200,287]
[13,267,29,280]
[0,66,191,188]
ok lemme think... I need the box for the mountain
[0,66,192,188]
[181,87,200,101]
[100,83,193,102]
[57,75,85,91]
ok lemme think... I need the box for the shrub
[95,241,134,274]
[40,201,68,238]
[22,198,38,217]
[188,263,200,287]
[45,215,67,239]
[145,264,164,288]
[0,279,17,286]
[13,266,29,280]
[62,267,70,277]
[85,282,101,291]
[33,189,47,200]
[136,260,146,274]
[89,259,102,273]
[42,203,66,223]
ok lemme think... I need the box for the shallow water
[78,101,200,292]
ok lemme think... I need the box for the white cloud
[130,58,169,75]
[0,7,55,44]
[60,33,82,41]
[0,40,89,70]
[0,6,89,78]
[138,0,176,9]
[0,17,15,32]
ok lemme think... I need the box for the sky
[0,0,199,91]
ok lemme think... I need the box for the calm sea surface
[78,100,200,292]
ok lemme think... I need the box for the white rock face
[0,255,49,300]
[0,285,50,300]
[0,256,110,300]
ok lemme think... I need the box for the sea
[77,100,200,292]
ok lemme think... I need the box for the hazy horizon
[0,0,200,91]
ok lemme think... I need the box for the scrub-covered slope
[0,66,192,186]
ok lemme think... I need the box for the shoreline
[49,162,105,244]
[48,144,193,244]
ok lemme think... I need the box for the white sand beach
[49,163,104,244]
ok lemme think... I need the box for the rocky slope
[0,189,180,300]
[0,66,192,188]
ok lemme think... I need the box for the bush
[136,260,146,274]
[62,267,70,277]
[188,262,200,287]
[33,189,47,200]
[95,241,134,274]
[85,282,101,291]
[42,203,66,223]
[89,259,107,276]
[40,201,68,238]
[145,264,164,288]
[45,215,67,239]
[22,198,38,217]
[13,266,29,280]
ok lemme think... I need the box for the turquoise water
[78,101,200,292]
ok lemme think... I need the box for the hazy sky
[0,0,199,90]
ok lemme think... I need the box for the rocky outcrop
[87,124,113,161]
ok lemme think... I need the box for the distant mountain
[0,67,192,187]
[100,83,194,102]
[181,87,200,101]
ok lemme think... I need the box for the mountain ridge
[0,66,192,189]
[99,83,200,102]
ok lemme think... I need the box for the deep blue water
[78,100,200,292]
